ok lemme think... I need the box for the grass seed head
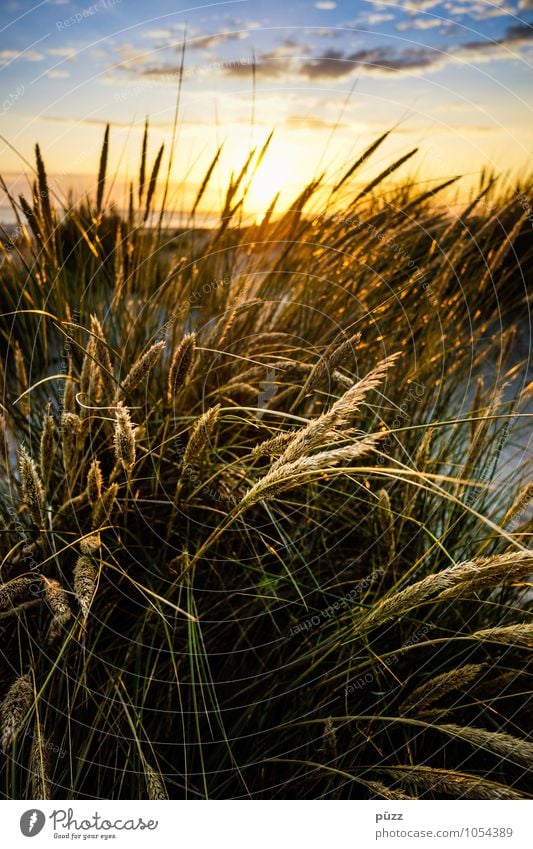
[87,459,104,506]
[74,555,97,620]
[121,340,165,396]
[114,403,136,471]
[168,333,196,400]
[0,673,33,750]
[18,446,45,527]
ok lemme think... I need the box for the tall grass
[0,125,531,799]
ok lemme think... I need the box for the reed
[0,126,530,800]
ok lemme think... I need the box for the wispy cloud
[218,19,533,79]
[0,49,44,62]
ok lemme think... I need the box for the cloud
[189,30,249,50]
[458,20,533,53]
[315,1,337,8]
[121,19,533,84]
[0,49,44,62]
[443,1,520,18]
[300,45,442,77]
[292,20,533,78]
[285,113,347,129]
[46,69,70,78]
[396,16,443,30]
[47,47,77,59]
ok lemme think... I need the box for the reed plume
[241,435,383,507]
[271,353,400,471]
[436,724,533,768]
[74,555,97,620]
[355,551,533,634]
[40,406,56,492]
[92,482,119,528]
[145,764,168,800]
[381,767,524,800]
[30,728,52,799]
[43,577,72,642]
[0,673,33,749]
[181,405,220,474]
[80,534,101,554]
[87,459,103,506]
[61,412,81,474]
[114,403,136,471]
[90,314,115,395]
[168,333,196,400]
[120,340,165,396]
[0,577,35,610]
[366,781,414,800]
[399,664,485,715]
[18,447,45,527]
[472,623,533,647]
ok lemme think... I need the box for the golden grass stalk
[241,435,383,507]
[145,764,168,800]
[355,551,533,634]
[39,406,56,492]
[502,482,533,527]
[30,728,52,800]
[252,431,294,458]
[0,576,35,610]
[61,412,82,475]
[114,403,136,471]
[35,143,53,237]
[139,118,148,205]
[471,623,533,647]
[80,534,101,555]
[271,353,400,471]
[399,663,485,715]
[92,482,119,529]
[87,459,103,506]
[437,551,533,599]
[306,331,361,391]
[144,143,164,222]
[80,337,102,406]
[168,333,196,401]
[14,341,29,417]
[0,672,33,749]
[380,766,524,800]
[96,124,109,217]
[366,780,414,800]
[120,340,165,396]
[73,555,97,620]
[375,488,396,562]
[436,724,533,768]
[18,446,45,527]
[90,314,115,396]
[43,577,72,642]
[64,368,77,415]
[181,405,221,474]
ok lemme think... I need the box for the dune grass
[0,125,531,799]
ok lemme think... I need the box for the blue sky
[1,0,532,214]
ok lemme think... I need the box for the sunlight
[243,141,301,222]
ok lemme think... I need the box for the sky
[1,0,532,218]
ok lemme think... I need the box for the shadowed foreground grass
[0,127,531,799]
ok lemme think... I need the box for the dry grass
[0,125,531,799]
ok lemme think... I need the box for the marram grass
[0,126,531,800]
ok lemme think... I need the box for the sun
[244,141,299,222]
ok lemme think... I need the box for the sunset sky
[1,0,532,218]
